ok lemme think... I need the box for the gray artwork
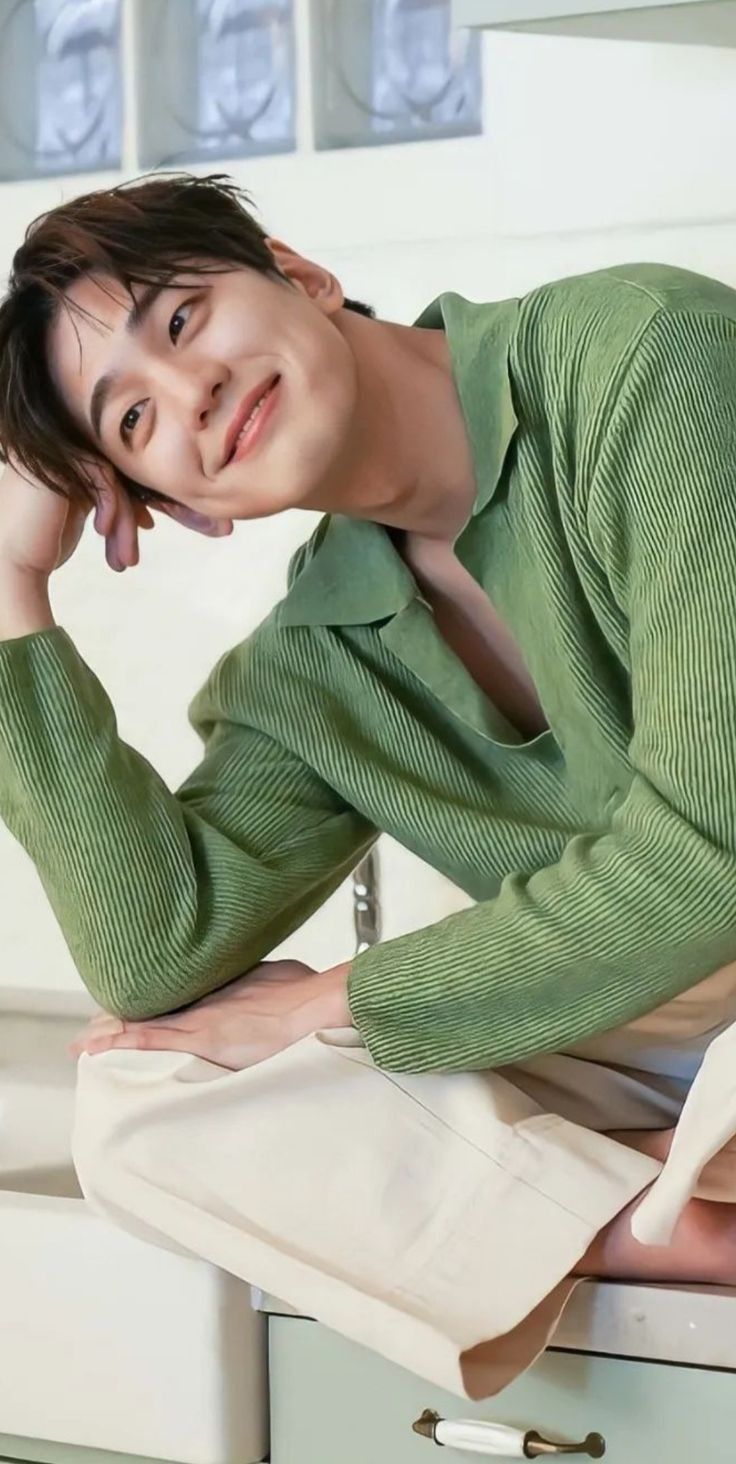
[136,0,296,168]
[311,0,482,149]
[0,0,483,183]
[0,0,122,180]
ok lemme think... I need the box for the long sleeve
[0,626,374,1018]
[348,307,736,1073]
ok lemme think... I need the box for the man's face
[46,246,359,521]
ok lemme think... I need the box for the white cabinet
[269,1317,736,1464]
[0,991,269,1464]
[453,0,736,47]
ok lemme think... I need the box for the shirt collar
[279,290,520,629]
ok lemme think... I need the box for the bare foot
[573,1126,736,1286]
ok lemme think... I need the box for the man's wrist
[306,961,354,1032]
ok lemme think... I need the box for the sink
[0,988,268,1464]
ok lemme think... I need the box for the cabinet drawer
[269,1317,736,1464]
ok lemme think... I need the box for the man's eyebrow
[88,281,165,441]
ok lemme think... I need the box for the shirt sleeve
[348,307,736,1072]
[0,625,374,1019]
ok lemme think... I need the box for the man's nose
[166,364,224,428]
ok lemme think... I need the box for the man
[1,174,735,1387]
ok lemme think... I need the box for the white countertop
[251,1280,736,1370]
[0,986,97,1019]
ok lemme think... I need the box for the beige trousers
[72,965,736,1401]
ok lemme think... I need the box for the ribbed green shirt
[2,262,736,1073]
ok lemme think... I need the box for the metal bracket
[352,848,381,953]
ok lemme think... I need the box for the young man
[1,174,736,1391]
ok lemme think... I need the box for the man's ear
[153,498,234,537]
[266,237,344,315]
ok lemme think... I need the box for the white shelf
[453,0,736,46]
[252,1280,736,1371]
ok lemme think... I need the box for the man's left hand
[69,959,354,1070]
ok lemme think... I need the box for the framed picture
[0,0,122,181]
[136,0,296,168]
[311,0,482,150]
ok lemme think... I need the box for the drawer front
[269,1318,736,1464]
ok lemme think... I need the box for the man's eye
[169,299,195,343]
[121,402,145,439]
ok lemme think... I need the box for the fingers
[108,496,140,572]
[68,1012,124,1056]
[71,1026,198,1058]
[92,476,140,572]
[132,499,156,532]
[92,495,114,539]
[89,462,234,573]
[71,1013,125,1045]
[69,1013,196,1058]
[156,500,234,537]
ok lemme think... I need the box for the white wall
[1,11,736,993]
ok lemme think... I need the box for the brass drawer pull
[413,1408,606,1458]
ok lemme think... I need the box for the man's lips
[222,373,281,468]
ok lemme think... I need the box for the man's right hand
[0,459,157,578]
[0,459,233,582]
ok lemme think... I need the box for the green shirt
[3,261,736,1073]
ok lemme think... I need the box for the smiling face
[46,245,360,522]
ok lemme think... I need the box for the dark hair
[0,172,376,507]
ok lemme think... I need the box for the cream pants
[73,964,736,1401]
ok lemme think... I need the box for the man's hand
[69,959,354,1069]
[93,474,234,573]
[0,457,160,585]
[0,457,234,581]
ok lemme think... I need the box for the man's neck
[317,309,478,546]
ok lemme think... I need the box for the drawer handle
[412,1409,606,1458]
